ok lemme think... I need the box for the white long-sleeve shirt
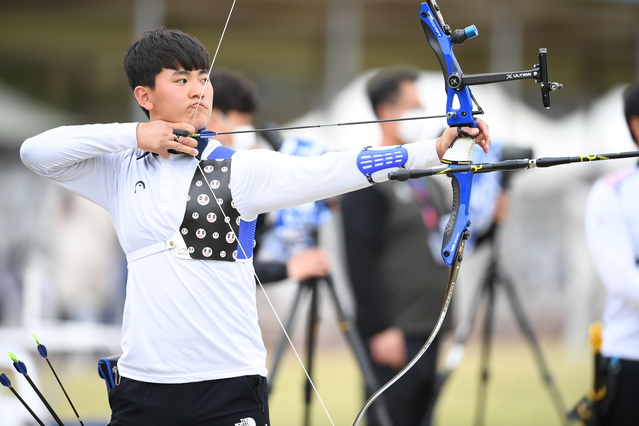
[21,122,442,383]
[585,166,639,361]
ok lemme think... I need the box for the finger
[172,123,197,136]
[171,125,198,155]
[174,139,199,156]
[475,118,489,134]
[181,136,199,148]
[459,126,479,137]
[476,136,490,153]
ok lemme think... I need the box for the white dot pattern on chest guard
[179,158,242,261]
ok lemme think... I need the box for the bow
[353,1,564,424]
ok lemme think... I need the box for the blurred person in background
[583,84,639,426]
[20,29,490,425]
[44,187,123,323]
[341,67,501,426]
[207,68,331,284]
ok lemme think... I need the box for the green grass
[266,337,591,426]
[35,336,591,426]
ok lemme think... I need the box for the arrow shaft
[193,113,449,138]
[24,374,65,426]
[9,386,46,426]
[45,358,84,425]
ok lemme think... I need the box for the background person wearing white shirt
[20,28,490,425]
[584,84,639,426]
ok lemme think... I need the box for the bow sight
[421,0,563,121]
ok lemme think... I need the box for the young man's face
[142,68,213,129]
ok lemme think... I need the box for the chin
[193,115,211,130]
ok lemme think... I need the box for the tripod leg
[474,273,497,426]
[267,282,306,394]
[500,274,570,426]
[303,278,320,426]
[323,274,394,426]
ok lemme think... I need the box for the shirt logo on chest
[134,180,146,193]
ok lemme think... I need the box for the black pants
[366,337,439,426]
[602,358,639,426]
[108,375,270,426]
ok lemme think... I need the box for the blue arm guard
[357,145,409,184]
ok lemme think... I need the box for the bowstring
[187,1,336,425]
[189,0,236,126]
[194,161,336,426]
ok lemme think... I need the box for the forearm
[253,261,288,284]
[21,123,138,180]
[20,122,138,209]
[232,140,440,219]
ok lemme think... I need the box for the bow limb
[352,230,468,426]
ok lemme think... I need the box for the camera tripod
[424,223,569,426]
[266,271,393,426]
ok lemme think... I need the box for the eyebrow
[171,69,209,76]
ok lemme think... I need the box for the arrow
[0,372,46,426]
[33,335,85,425]
[8,352,65,426]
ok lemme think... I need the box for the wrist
[436,137,445,159]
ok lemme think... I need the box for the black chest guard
[178,148,256,261]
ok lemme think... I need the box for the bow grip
[441,167,473,266]
[440,135,475,265]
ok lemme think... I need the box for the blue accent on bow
[419,2,478,266]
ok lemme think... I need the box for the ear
[630,116,639,144]
[133,86,154,112]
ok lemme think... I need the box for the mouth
[190,102,207,111]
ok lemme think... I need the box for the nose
[190,81,205,98]
[190,75,210,97]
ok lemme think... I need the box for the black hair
[366,67,419,116]
[623,84,639,143]
[211,69,261,115]
[123,28,210,117]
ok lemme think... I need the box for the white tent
[0,82,75,149]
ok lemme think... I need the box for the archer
[20,28,490,425]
